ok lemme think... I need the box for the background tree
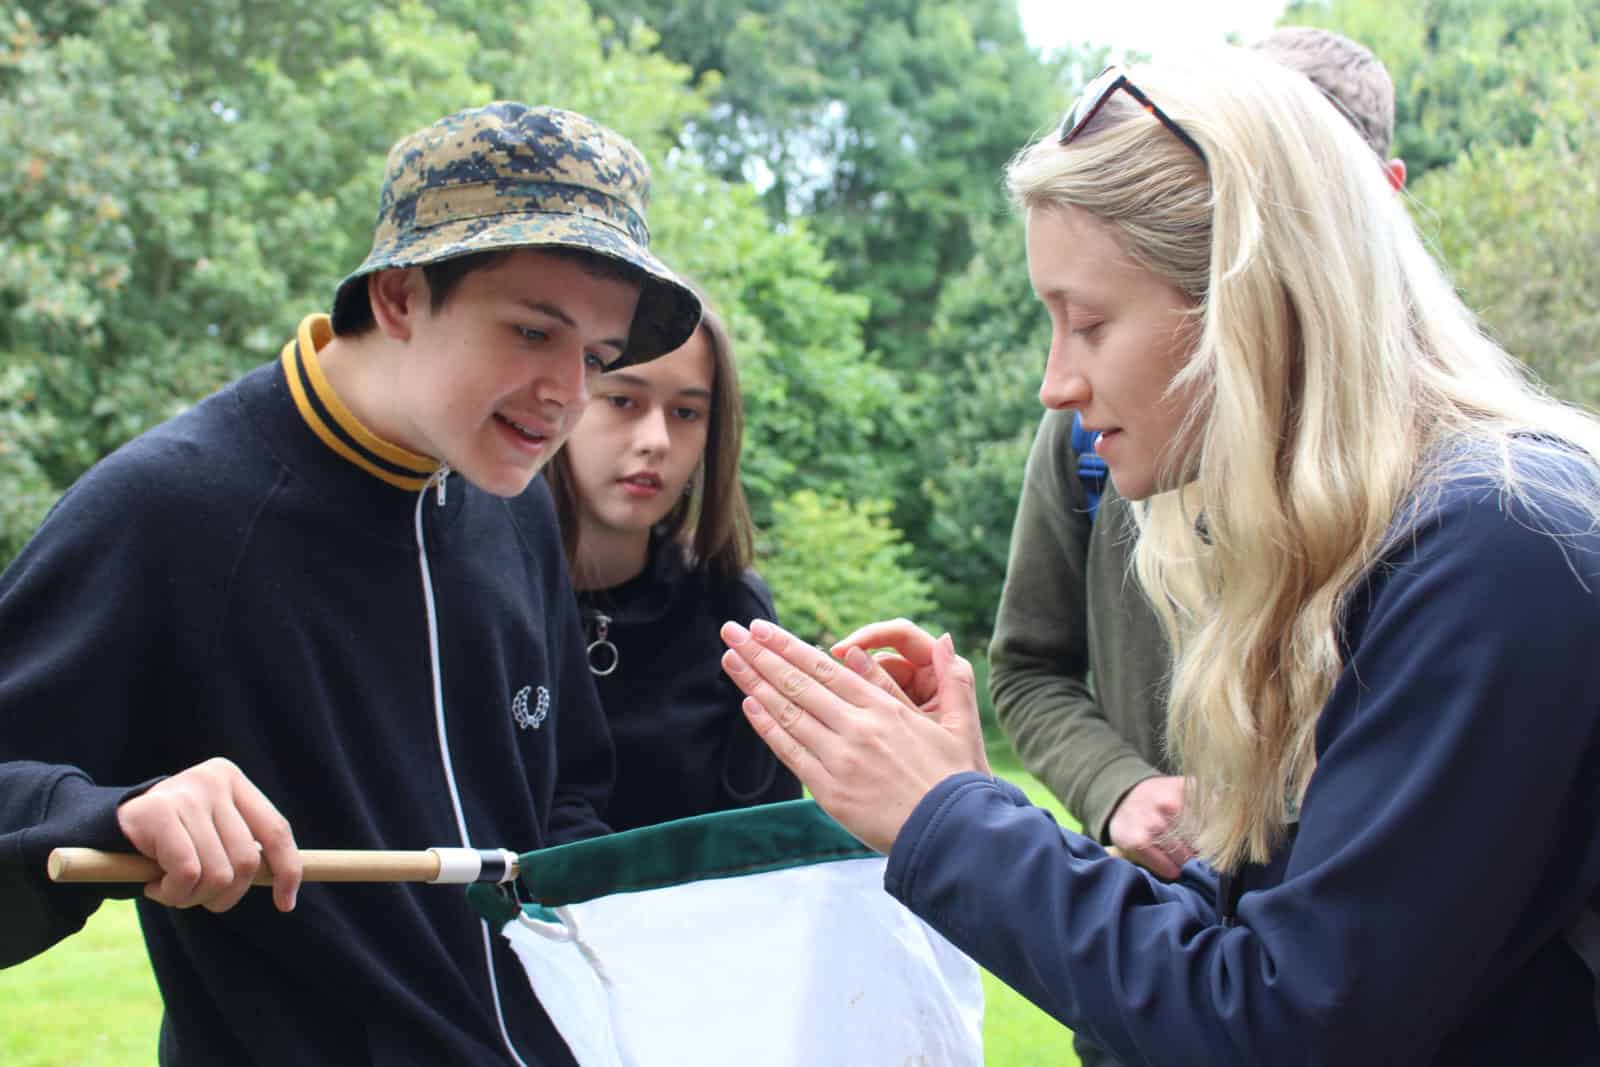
[1411,66,1600,407]
[588,0,1080,638]
[590,0,1064,367]
[1286,0,1600,403]
[0,0,909,631]
[760,490,935,645]
[1284,0,1600,179]
[5,0,1596,652]
[913,212,1053,643]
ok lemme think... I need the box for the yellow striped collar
[279,314,440,492]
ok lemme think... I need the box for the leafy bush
[1411,67,1600,408]
[0,1,912,573]
[908,213,1053,643]
[760,490,935,646]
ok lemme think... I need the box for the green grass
[0,748,1079,1065]
[0,899,162,1066]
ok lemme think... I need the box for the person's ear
[368,268,425,341]
[1385,158,1407,192]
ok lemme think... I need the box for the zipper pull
[587,613,619,676]
[434,464,450,506]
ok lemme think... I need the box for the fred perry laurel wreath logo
[512,685,550,731]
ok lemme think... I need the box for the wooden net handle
[47,848,456,885]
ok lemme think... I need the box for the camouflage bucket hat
[332,102,700,366]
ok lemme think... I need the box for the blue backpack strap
[1070,412,1108,523]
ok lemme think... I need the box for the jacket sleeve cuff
[885,772,1033,900]
[26,773,160,875]
[1,771,160,966]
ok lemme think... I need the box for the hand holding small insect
[720,618,989,853]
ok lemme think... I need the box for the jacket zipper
[414,470,530,1067]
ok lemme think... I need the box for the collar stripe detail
[287,349,433,484]
[281,314,438,491]
[294,315,438,472]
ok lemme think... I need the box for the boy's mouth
[495,413,550,443]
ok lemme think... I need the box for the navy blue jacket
[0,317,611,1065]
[888,443,1600,1064]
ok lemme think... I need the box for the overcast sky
[1017,0,1289,61]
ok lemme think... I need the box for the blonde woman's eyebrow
[1038,286,1098,309]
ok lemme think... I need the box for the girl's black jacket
[577,537,799,831]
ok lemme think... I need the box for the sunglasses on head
[1058,65,1207,166]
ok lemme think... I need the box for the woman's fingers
[831,618,937,658]
[737,693,833,790]
[831,619,942,704]
[721,620,991,858]
[842,646,916,710]
[720,625,834,750]
[721,626,844,794]
[722,621,892,726]
[933,634,980,723]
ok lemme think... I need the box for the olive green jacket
[989,408,1173,842]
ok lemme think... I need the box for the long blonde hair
[1008,52,1600,870]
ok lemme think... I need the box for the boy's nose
[538,348,591,411]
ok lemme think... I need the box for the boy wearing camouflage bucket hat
[330,101,699,362]
[0,102,698,1065]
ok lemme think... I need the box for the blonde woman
[718,51,1600,1064]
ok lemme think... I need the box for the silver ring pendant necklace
[587,612,619,677]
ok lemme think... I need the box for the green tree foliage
[646,176,902,519]
[914,213,1054,641]
[589,0,1064,368]
[9,0,1596,649]
[1283,0,1600,180]
[1413,67,1600,407]
[0,0,917,633]
[760,490,935,645]
[0,365,54,558]
[1284,1,1600,404]
[586,0,1086,638]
